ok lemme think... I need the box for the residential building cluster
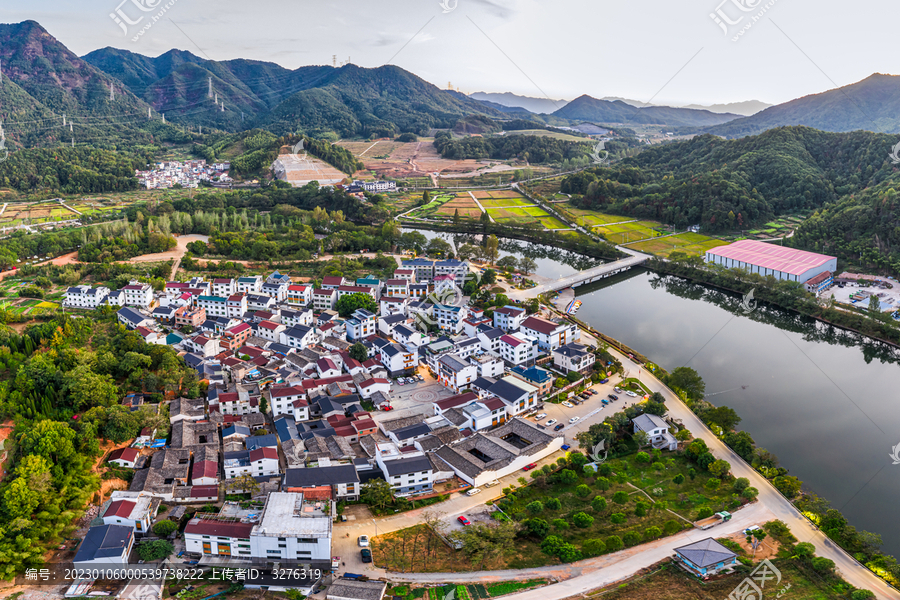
[72,263,600,575]
[135,159,232,190]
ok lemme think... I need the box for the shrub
[635,501,650,517]
[583,465,596,478]
[591,496,607,512]
[697,506,713,519]
[546,497,562,510]
[623,531,641,546]
[708,459,731,478]
[651,487,664,497]
[634,452,651,464]
[575,484,592,498]
[559,469,579,485]
[610,513,626,524]
[572,512,594,528]
[582,538,606,557]
[557,543,583,563]
[152,520,178,537]
[651,462,665,471]
[793,542,815,558]
[644,526,662,540]
[525,518,550,538]
[705,478,721,490]
[526,501,544,515]
[851,590,876,600]
[552,518,569,531]
[599,464,612,477]
[136,540,174,561]
[605,535,623,552]
[595,477,611,491]
[664,520,682,535]
[672,473,685,485]
[612,491,629,504]
[812,557,836,574]
[733,477,750,492]
[540,535,563,555]
[742,487,759,500]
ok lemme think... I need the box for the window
[266,550,281,554]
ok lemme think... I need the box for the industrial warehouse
[704,240,837,284]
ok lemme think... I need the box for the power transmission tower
[208,77,213,98]
[333,55,337,67]
[62,113,66,126]
[110,82,115,101]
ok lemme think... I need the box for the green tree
[664,520,682,535]
[519,257,537,275]
[525,518,550,538]
[645,526,662,540]
[349,343,368,362]
[733,477,750,492]
[546,497,561,510]
[697,506,713,519]
[526,501,544,515]
[742,487,759,500]
[634,451,651,465]
[336,292,378,318]
[591,496,607,512]
[704,406,742,431]
[666,367,706,400]
[708,459,731,478]
[153,520,178,537]
[65,365,118,410]
[596,476,611,491]
[851,591,876,600]
[812,556,836,574]
[552,518,569,531]
[610,513,626,524]
[612,491,629,504]
[582,538,606,557]
[575,484,591,498]
[484,235,499,265]
[136,540,175,561]
[572,512,594,528]
[773,475,802,498]
[605,535,623,552]
[673,474,685,485]
[360,479,394,510]
[559,469,578,485]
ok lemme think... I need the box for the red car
[457,516,471,526]
[522,463,538,472]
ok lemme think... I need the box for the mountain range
[1,19,900,148]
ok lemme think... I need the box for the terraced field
[480,198,534,208]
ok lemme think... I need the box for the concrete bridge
[507,246,651,300]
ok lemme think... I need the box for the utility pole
[62,113,66,127]
[208,77,213,98]
[148,107,152,119]
[162,113,165,124]
[332,55,337,67]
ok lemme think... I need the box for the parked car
[484,480,500,487]
[553,423,565,431]
[599,378,610,384]
[416,375,424,382]
[569,416,580,424]
[523,463,538,471]
[458,516,471,526]
[589,389,599,395]
[358,535,369,547]
[466,488,482,496]
[546,419,557,426]
[561,401,574,408]
[535,413,547,420]
[608,394,619,401]
[360,548,372,563]
[614,387,624,393]
[382,405,394,411]
[601,399,609,405]
[626,391,639,398]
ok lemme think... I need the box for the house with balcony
[236,276,263,294]
[65,285,110,309]
[346,309,377,341]
[553,343,594,376]
[497,332,538,367]
[312,288,337,311]
[287,284,312,306]
[122,282,153,308]
[632,414,677,451]
[212,278,235,296]
[519,316,580,352]
[493,305,527,332]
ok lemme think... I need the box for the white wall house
[122,283,153,308]
[65,285,110,309]
[519,316,580,352]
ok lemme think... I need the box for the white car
[614,387,624,393]
[358,535,369,547]
[561,401,574,408]
[546,419,557,426]
[484,480,500,487]
[466,488,482,496]
[535,413,547,420]
[626,391,639,398]
[569,416,580,424]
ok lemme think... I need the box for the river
[400,228,600,280]
[575,268,900,557]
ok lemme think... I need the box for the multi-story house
[401,258,434,282]
[312,289,337,312]
[437,354,478,393]
[176,307,207,329]
[255,320,286,343]
[227,293,248,318]
[211,278,235,296]
[236,276,263,294]
[270,385,306,418]
[377,454,434,497]
[280,325,318,350]
[247,294,276,312]
[283,466,360,501]
[379,342,416,377]
[65,285,110,309]
[434,259,469,286]
[249,447,279,477]
[433,304,468,334]
[493,305,527,332]
[322,276,346,290]
[553,343,594,376]
[346,308,377,341]
[498,332,539,367]
[380,296,409,317]
[384,279,409,297]
[122,282,153,308]
[392,268,416,283]
[261,281,289,302]
[282,308,313,328]
[337,285,377,302]
[286,284,312,306]
[197,295,229,318]
[519,316,580,352]
[101,495,156,535]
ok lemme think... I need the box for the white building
[633,414,677,451]
[281,325,319,350]
[553,343,593,375]
[101,495,156,534]
[65,285,110,309]
[122,283,153,308]
[433,304,468,334]
[493,305,527,332]
[346,309,377,341]
[212,278,235,296]
[519,316,580,352]
[498,332,538,366]
[250,492,333,564]
[249,447,280,477]
[255,320,286,343]
[236,276,263,294]
[287,284,312,306]
[270,385,306,418]
[312,289,337,312]
[375,451,434,496]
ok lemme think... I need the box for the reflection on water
[401,228,600,280]
[576,269,900,557]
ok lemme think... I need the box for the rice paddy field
[558,203,635,226]
[434,194,482,218]
[594,220,664,244]
[480,198,535,208]
[0,197,133,228]
[486,204,569,230]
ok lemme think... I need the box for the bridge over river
[507,246,651,300]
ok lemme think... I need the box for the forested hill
[560,126,900,232]
[706,73,900,138]
[791,180,900,274]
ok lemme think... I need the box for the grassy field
[435,195,483,218]
[503,130,589,142]
[538,216,569,229]
[480,198,534,208]
[628,234,730,258]
[595,221,663,244]
[558,203,634,226]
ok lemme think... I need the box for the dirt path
[122,233,209,265]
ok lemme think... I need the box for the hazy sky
[12,0,900,106]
